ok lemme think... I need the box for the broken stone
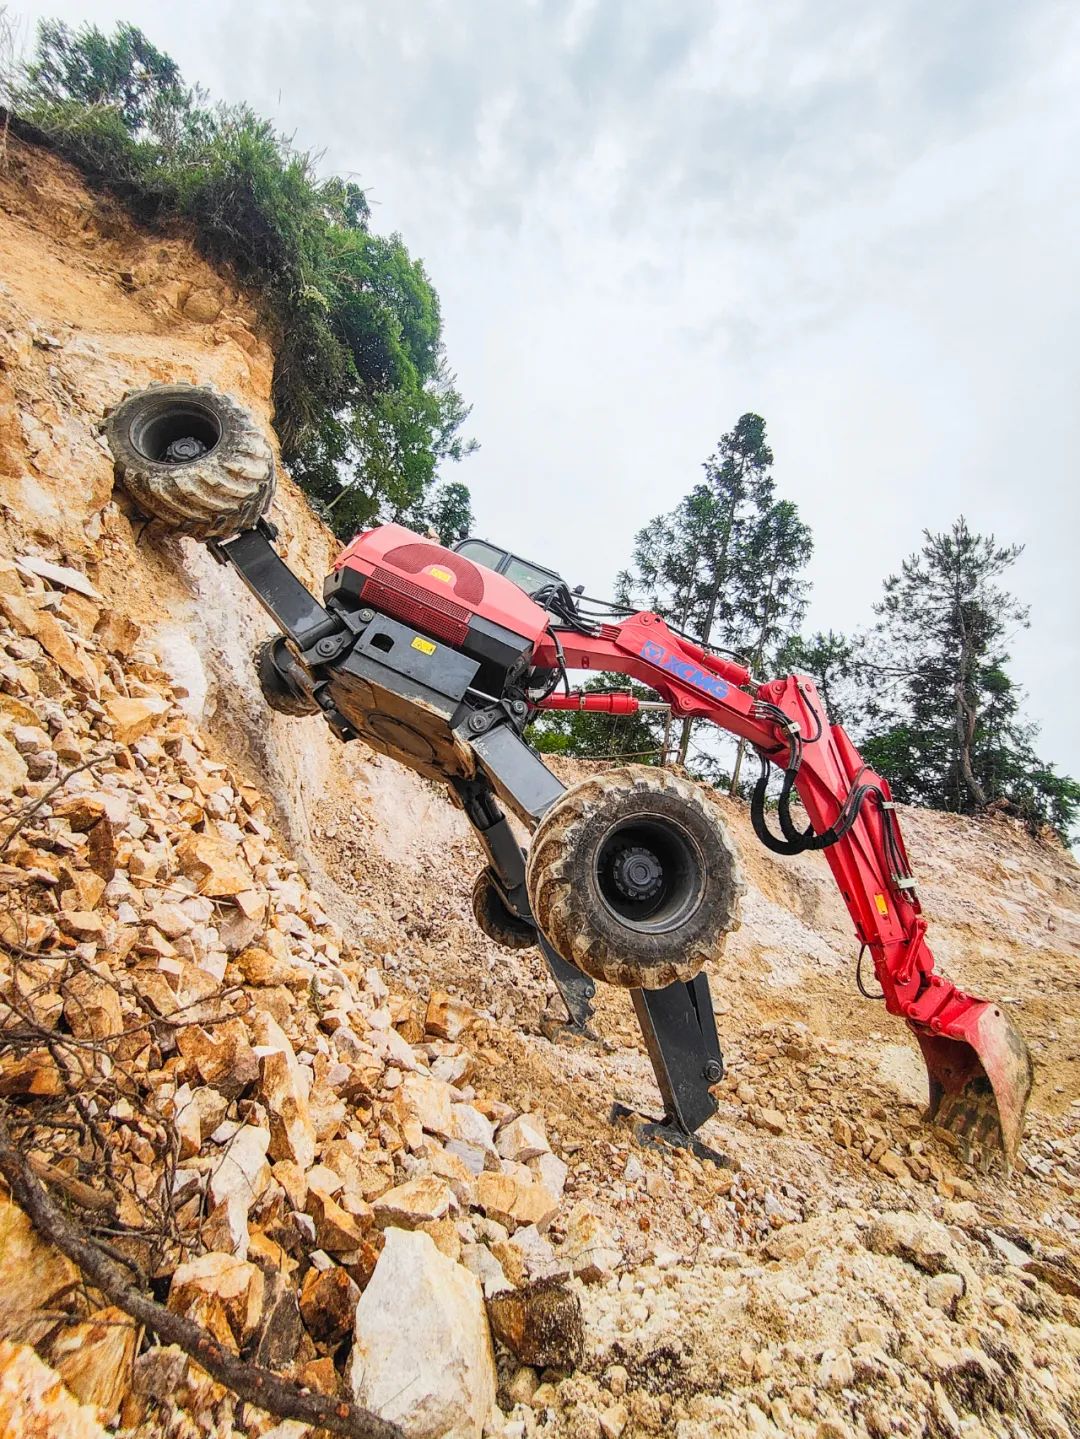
[168,1252,265,1349]
[306,1183,368,1253]
[486,1280,584,1369]
[207,1123,271,1216]
[176,830,251,898]
[561,1203,622,1283]
[259,1046,316,1171]
[0,1196,79,1345]
[496,1114,550,1164]
[299,1265,361,1345]
[399,1072,454,1136]
[926,1272,965,1309]
[425,990,477,1042]
[349,1228,496,1439]
[0,735,28,794]
[475,1172,559,1233]
[0,1339,109,1439]
[373,1175,453,1230]
[176,1018,259,1096]
[866,1212,956,1275]
[105,695,168,745]
[749,1106,786,1136]
[49,1307,138,1424]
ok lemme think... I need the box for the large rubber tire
[471,870,536,951]
[255,637,319,718]
[104,383,275,540]
[525,765,744,989]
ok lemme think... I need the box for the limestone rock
[486,1281,584,1369]
[496,1114,550,1164]
[299,1265,360,1344]
[260,1047,316,1171]
[168,1252,265,1348]
[349,1229,496,1439]
[49,1307,138,1424]
[425,990,477,1042]
[176,831,251,898]
[561,1203,622,1283]
[373,1176,453,1230]
[0,735,27,795]
[0,1196,79,1344]
[176,1018,259,1096]
[865,1212,956,1275]
[399,1072,454,1136]
[105,695,168,745]
[207,1123,271,1216]
[475,1172,559,1233]
[306,1183,368,1253]
[0,1339,109,1439]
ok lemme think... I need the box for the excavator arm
[532,610,1033,1164]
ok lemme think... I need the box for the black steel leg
[611,973,732,1166]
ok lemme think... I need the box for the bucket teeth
[915,1004,1033,1170]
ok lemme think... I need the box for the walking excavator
[105,383,1034,1168]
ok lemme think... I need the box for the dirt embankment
[0,132,1078,1439]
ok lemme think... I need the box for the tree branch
[0,1109,402,1439]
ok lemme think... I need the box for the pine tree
[863,518,1078,838]
[619,414,776,769]
[729,498,813,793]
[777,630,858,729]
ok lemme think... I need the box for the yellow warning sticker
[427,566,453,583]
[411,636,436,655]
[874,893,889,916]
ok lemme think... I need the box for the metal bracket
[611,974,727,1154]
[610,1104,733,1167]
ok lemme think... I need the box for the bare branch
[0,1108,402,1439]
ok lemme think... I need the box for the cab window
[503,557,561,596]
[456,540,506,571]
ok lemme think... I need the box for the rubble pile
[0,554,598,1437]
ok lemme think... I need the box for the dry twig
[0,1108,403,1439]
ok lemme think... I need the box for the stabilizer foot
[610,1103,734,1168]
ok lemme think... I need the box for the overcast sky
[11,1,1080,778]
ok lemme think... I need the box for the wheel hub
[611,845,664,902]
[163,435,208,463]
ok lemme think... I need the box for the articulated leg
[611,973,731,1166]
[452,776,596,1032]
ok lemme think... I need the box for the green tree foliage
[777,629,858,729]
[862,518,1078,840]
[396,480,474,546]
[528,675,664,764]
[619,414,810,779]
[14,20,475,538]
[729,497,813,792]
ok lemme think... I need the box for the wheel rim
[129,400,222,464]
[594,817,705,933]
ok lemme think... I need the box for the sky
[9,1,1080,780]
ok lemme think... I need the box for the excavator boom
[532,614,1034,1165]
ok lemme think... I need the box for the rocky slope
[0,131,1078,1439]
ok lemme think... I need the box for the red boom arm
[531,611,1032,1163]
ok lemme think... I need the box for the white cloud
[13,0,1080,778]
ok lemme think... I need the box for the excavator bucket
[914,1002,1034,1169]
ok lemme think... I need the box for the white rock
[350,1229,496,1439]
[496,1115,549,1163]
[208,1124,271,1215]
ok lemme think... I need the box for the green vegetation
[10,20,475,538]
[860,519,1079,839]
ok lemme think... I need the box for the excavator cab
[454,537,565,599]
